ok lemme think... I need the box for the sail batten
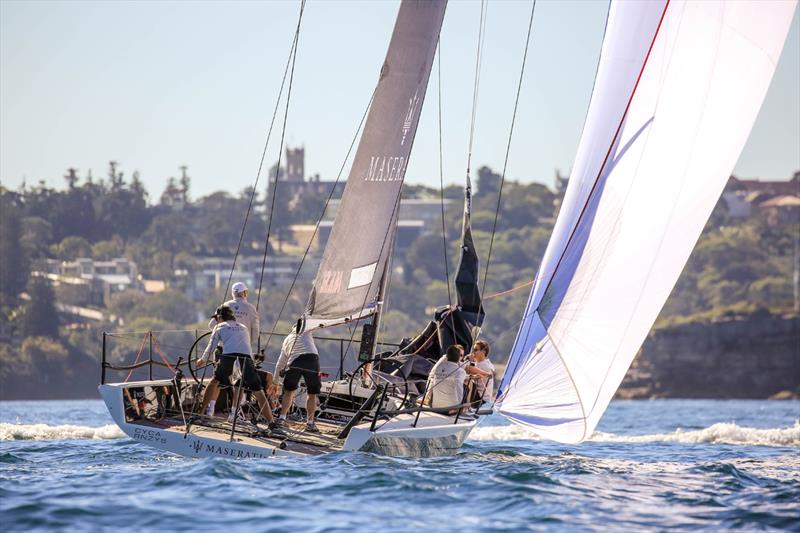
[304,0,447,331]
[497,0,797,443]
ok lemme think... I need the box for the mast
[368,204,400,356]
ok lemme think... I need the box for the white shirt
[274,331,318,385]
[208,297,260,349]
[426,356,467,409]
[474,358,495,403]
[200,320,252,364]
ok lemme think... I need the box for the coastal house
[36,257,139,307]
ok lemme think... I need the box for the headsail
[304,0,447,330]
[496,0,797,443]
[454,177,485,330]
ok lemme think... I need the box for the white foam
[0,423,125,441]
[468,421,800,447]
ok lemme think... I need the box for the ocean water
[1,399,798,532]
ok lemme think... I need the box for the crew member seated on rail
[424,344,468,414]
[197,305,275,426]
[465,340,494,408]
[199,282,260,416]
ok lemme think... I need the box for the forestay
[496,0,797,443]
[303,0,447,331]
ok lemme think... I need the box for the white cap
[232,282,248,296]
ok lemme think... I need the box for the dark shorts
[282,353,321,395]
[215,354,262,392]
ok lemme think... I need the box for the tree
[51,236,92,260]
[64,168,79,189]
[20,277,59,339]
[0,196,29,309]
[126,289,197,326]
[405,233,450,282]
[21,216,54,259]
[92,237,124,260]
[179,165,190,203]
[96,171,151,242]
[160,177,183,207]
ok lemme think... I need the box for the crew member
[197,305,274,426]
[425,344,468,413]
[465,339,494,408]
[274,320,321,433]
[200,282,261,416]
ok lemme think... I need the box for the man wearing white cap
[212,282,260,349]
[199,282,262,418]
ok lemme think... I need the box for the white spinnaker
[496,0,797,443]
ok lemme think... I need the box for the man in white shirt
[200,282,262,417]
[465,339,494,407]
[197,305,274,425]
[425,345,468,413]
[274,320,321,433]
[208,282,260,350]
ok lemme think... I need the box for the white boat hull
[100,381,478,460]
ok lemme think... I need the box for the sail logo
[318,270,343,293]
[401,89,420,145]
[363,155,406,182]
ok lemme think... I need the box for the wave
[0,423,125,441]
[468,421,800,447]
[3,420,797,448]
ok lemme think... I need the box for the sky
[1,0,798,199]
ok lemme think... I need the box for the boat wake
[0,423,125,441]
[4,420,799,448]
[468,421,800,447]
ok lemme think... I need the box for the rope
[483,278,535,301]
[223,0,306,301]
[256,0,307,312]
[124,332,150,382]
[150,333,175,373]
[480,0,537,308]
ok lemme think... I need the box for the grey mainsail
[304,0,447,330]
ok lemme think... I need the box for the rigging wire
[256,0,307,313]
[479,0,538,305]
[464,0,488,182]
[223,0,306,301]
[436,41,454,315]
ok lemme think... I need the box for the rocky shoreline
[618,310,799,399]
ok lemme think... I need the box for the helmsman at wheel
[198,304,274,425]
[198,282,262,416]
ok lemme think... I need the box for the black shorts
[215,354,262,392]
[282,353,321,395]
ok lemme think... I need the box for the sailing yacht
[99,0,796,459]
[99,0,485,459]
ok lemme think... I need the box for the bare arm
[465,365,493,378]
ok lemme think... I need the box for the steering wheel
[185,331,213,385]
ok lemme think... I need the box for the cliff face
[619,311,800,399]
[0,348,99,400]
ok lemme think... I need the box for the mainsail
[304,0,447,330]
[496,0,797,443]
